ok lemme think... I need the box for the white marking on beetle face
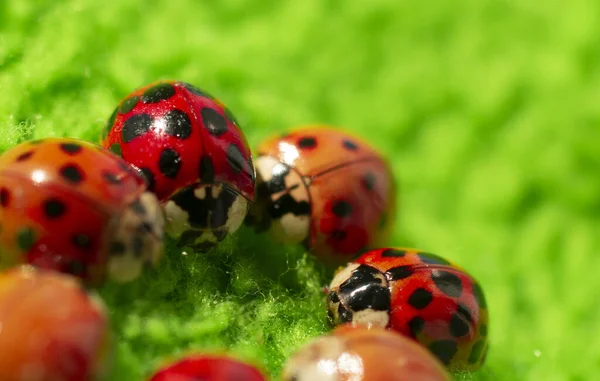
[225,193,249,234]
[352,309,390,328]
[329,263,360,290]
[193,187,207,200]
[163,200,190,238]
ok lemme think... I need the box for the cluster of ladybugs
[0,80,489,381]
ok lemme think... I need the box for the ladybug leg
[106,192,165,282]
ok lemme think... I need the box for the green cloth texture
[0,0,598,380]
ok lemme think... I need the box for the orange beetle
[0,137,164,286]
[282,324,450,381]
[246,126,396,265]
[0,265,110,381]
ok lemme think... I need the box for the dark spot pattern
[199,155,215,183]
[385,265,414,281]
[140,168,156,191]
[338,265,390,313]
[59,164,85,184]
[0,188,10,207]
[418,252,451,265]
[226,144,246,174]
[16,151,34,161]
[297,137,317,149]
[342,139,359,151]
[43,198,66,219]
[109,143,122,157]
[457,303,473,322]
[170,183,237,232]
[119,96,140,114]
[201,108,228,136]
[362,172,376,190]
[182,82,213,98]
[337,304,353,323]
[109,241,126,256]
[142,83,176,103]
[72,234,92,249]
[17,227,36,251]
[102,171,121,184]
[468,340,486,364]
[121,113,153,143]
[332,200,352,217]
[408,316,425,337]
[381,248,406,257]
[158,148,182,178]
[450,313,471,337]
[268,193,310,219]
[162,109,192,140]
[429,340,458,366]
[408,288,433,309]
[327,292,340,304]
[431,270,463,298]
[472,281,488,309]
[59,143,82,155]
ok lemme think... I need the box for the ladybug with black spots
[245,125,396,265]
[149,355,267,381]
[101,80,255,250]
[326,248,489,371]
[0,137,164,286]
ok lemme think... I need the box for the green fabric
[1,1,598,380]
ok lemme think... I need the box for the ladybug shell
[149,355,267,381]
[282,324,450,381]
[101,80,255,202]
[328,248,489,371]
[255,126,396,264]
[0,138,147,284]
[0,266,110,381]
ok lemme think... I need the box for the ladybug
[245,125,396,265]
[0,137,164,286]
[282,324,450,381]
[0,265,110,381]
[326,248,489,371]
[149,355,267,381]
[101,80,255,250]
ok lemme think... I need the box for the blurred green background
[1,0,598,380]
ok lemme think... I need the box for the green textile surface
[0,1,598,380]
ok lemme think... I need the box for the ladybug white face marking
[108,192,165,282]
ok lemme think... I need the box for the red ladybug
[101,81,255,250]
[149,355,267,381]
[326,248,489,371]
[246,125,396,265]
[0,138,164,286]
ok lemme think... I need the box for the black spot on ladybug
[66,261,85,276]
[201,108,228,137]
[457,303,473,323]
[381,249,406,257]
[119,96,140,114]
[43,198,66,219]
[142,83,176,103]
[16,227,36,251]
[199,155,215,183]
[105,107,118,137]
[226,144,246,174]
[472,281,487,309]
[121,113,153,143]
[480,324,488,337]
[330,230,347,241]
[59,143,82,155]
[385,265,413,281]
[408,288,433,309]
[418,252,451,266]
[158,148,182,178]
[224,108,239,126]
[102,170,122,184]
[181,82,213,98]
[59,164,85,184]
[297,136,317,149]
[342,139,359,151]
[332,200,352,218]
[109,143,122,157]
[362,172,376,190]
[0,188,10,207]
[338,265,390,313]
[16,151,34,162]
[431,270,463,298]
[163,109,192,140]
[468,340,486,364]
[450,313,471,337]
[109,241,126,256]
[429,340,458,366]
[139,168,156,192]
[72,233,92,250]
[408,316,425,337]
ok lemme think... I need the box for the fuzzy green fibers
[0,1,598,380]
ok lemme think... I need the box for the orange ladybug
[0,137,164,286]
[282,324,450,381]
[0,265,111,381]
[246,126,396,265]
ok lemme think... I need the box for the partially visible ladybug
[245,125,396,265]
[0,265,111,381]
[101,80,255,250]
[149,354,267,381]
[282,324,450,381]
[0,137,164,286]
[326,248,489,371]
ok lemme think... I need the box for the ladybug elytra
[149,355,267,381]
